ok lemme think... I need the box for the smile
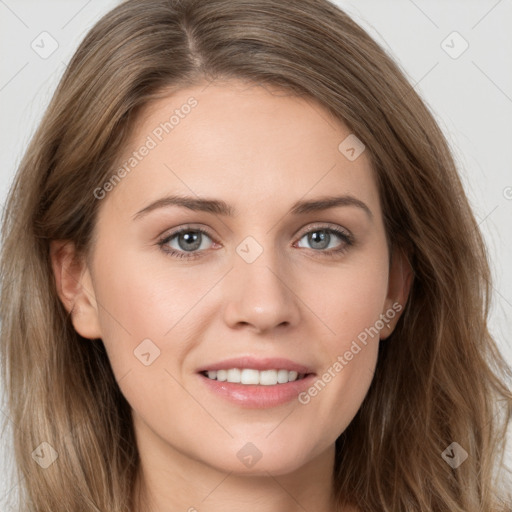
[201,368,307,385]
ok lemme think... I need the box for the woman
[1,0,510,511]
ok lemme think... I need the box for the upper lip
[198,356,315,375]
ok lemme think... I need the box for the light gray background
[1,0,511,506]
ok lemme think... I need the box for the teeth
[227,368,241,383]
[277,369,289,383]
[240,369,259,384]
[260,370,279,385]
[203,369,305,385]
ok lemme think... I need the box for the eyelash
[157,224,354,260]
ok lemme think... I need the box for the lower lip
[198,373,316,408]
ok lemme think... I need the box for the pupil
[179,231,201,251]
[309,230,329,249]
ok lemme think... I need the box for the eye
[158,226,216,260]
[294,225,353,256]
[157,223,354,260]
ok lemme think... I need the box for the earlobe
[50,240,102,340]
[381,248,413,339]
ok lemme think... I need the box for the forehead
[102,80,380,221]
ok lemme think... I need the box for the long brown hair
[1,0,511,510]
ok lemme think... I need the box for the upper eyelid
[297,222,351,236]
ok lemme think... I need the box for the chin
[197,435,321,476]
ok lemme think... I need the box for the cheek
[91,262,202,428]
[305,251,390,345]
[89,246,182,374]
[90,245,230,409]
[295,251,388,434]
[93,242,209,339]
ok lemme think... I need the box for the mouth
[200,368,311,385]
[196,356,316,408]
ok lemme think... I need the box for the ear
[50,240,102,340]
[380,247,413,340]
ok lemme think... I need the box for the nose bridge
[222,232,300,331]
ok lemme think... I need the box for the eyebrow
[133,194,373,221]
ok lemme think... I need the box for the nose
[222,243,301,334]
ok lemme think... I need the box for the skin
[51,80,411,512]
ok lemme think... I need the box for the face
[54,80,409,477]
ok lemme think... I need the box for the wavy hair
[1,0,511,510]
